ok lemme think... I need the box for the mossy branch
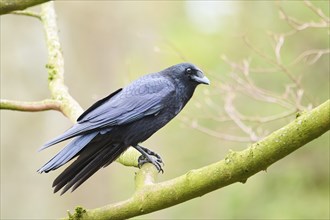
[40,2,83,122]
[0,0,50,15]
[68,100,329,220]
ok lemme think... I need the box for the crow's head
[165,62,210,86]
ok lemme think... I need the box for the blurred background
[1,1,329,219]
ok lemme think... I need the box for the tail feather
[62,145,122,194]
[37,132,98,173]
[52,152,95,193]
[38,123,97,151]
[52,139,105,192]
[52,137,127,195]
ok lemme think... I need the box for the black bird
[38,62,210,194]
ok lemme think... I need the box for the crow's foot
[133,145,164,173]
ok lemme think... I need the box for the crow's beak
[192,70,210,85]
[198,75,210,85]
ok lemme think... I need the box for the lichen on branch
[40,2,83,122]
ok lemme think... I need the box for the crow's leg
[133,145,164,173]
[138,145,163,163]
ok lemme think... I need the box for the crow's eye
[185,68,192,74]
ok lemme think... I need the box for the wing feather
[39,76,175,150]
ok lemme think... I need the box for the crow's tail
[37,132,98,173]
[51,135,127,195]
[38,123,97,151]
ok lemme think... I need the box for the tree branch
[0,99,61,112]
[68,100,329,219]
[40,2,83,122]
[0,0,50,15]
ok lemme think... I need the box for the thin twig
[303,0,330,23]
[290,48,330,66]
[230,73,295,109]
[278,5,329,30]
[243,36,315,106]
[224,92,260,142]
[274,34,284,64]
[277,2,329,37]
[243,36,297,84]
[11,10,41,19]
[235,109,296,123]
[180,117,252,143]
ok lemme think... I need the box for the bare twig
[290,48,330,66]
[221,55,283,74]
[274,34,284,64]
[278,5,329,31]
[304,0,330,23]
[11,10,41,19]
[224,92,260,142]
[242,36,316,106]
[180,117,251,143]
[228,71,295,110]
[243,36,298,84]
[277,1,330,37]
[235,109,296,124]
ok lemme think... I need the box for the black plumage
[38,62,210,194]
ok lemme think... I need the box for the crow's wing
[77,88,123,122]
[77,75,173,123]
[39,76,175,150]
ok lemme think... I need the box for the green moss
[296,110,308,118]
[45,63,54,69]
[45,63,57,81]
[67,206,87,220]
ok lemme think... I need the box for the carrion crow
[38,62,210,194]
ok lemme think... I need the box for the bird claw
[133,145,164,173]
[138,154,164,173]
